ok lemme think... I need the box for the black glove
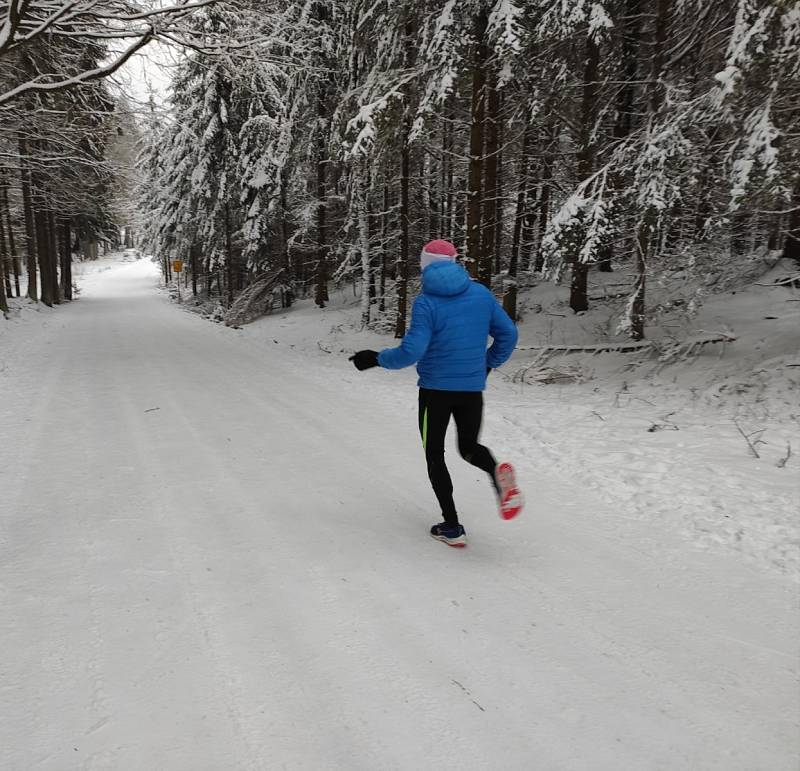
[349,350,380,371]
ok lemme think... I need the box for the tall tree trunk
[440,109,450,239]
[535,120,556,271]
[314,114,329,308]
[0,205,9,309]
[358,164,371,327]
[0,203,10,299]
[34,206,53,307]
[225,201,234,307]
[31,158,57,307]
[0,221,7,315]
[314,2,331,309]
[394,13,415,338]
[425,149,439,237]
[465,7,488,277]
[280,168,292,298]
[0,169,18,297]
[1,179,20,297]
[598,0,643,273]
[395,117,411,338]
[190,240,199,297]
[783,176,800,265]
[47,208,60,304]
[479,67,501,287]
[379,183,389,313]
[522,184,538,271]
[505,122,533,319]
[493,93,505,276]
[444,102,456,241]
[630,0,670,340]
[368,190,377,307]
[570,33,600,313]
[60,219,72,301]
[19,136,37,302]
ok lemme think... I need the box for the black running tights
[418,388,498,525]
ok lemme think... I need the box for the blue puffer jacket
[378,261,518,391]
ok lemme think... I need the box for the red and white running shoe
[495,462,523,520]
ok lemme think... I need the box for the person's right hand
[349,350,380,371]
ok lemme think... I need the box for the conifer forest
[1,1,798,338]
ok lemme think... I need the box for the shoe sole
[496,462,523,520]
[431,533,467,548]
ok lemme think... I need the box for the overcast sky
[111,42,180,111]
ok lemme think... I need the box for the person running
[349,239,522,547]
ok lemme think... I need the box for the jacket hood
[421,260,471,297]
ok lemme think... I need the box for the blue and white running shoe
[430,522,467,548]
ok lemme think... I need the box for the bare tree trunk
[394,13,415,338]
[35,205,53,307]
[440,109,450,239]
[368,189,377,308]
[0,202,10,299]
[225,201,233,307]
[478,66,500,287]
[0,169,18,297]
[0,205,9,312]
[493,92,505,275]
[358,163,371,327]
[47,208,60,304]
[60,218,72,301]
[314,2,331,309]
[395,117,410,338]
[425,148,439,237]
[190,240,199,297]
[599,0,643,274]
[280,168,292,302]
[314,119,329,308]
[783,176,800,265]
[504,122,533,319]
[19,136,37,302]
[1,178,20,297]
[630,0,670,340]
[465,7,488,277]
[522,185,538,271]
[379,182,389,313]
[570,33,600,313]
[444,102,456,242]
[535,120,556,271]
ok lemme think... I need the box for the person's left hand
[349,350,380,371]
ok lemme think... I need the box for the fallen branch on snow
[755,273,800,288]
[224,269,288,327]
[515,332,736,357]
[513,333,736,382]
[733,419,767,459]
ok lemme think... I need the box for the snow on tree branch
[0,0,219,106]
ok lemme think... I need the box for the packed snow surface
[1,255,798,770]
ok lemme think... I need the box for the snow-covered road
[2,258,797,770]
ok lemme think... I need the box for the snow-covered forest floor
[1,252,798,770]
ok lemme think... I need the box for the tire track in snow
[117,377,267,771]
[132,331,491,769]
